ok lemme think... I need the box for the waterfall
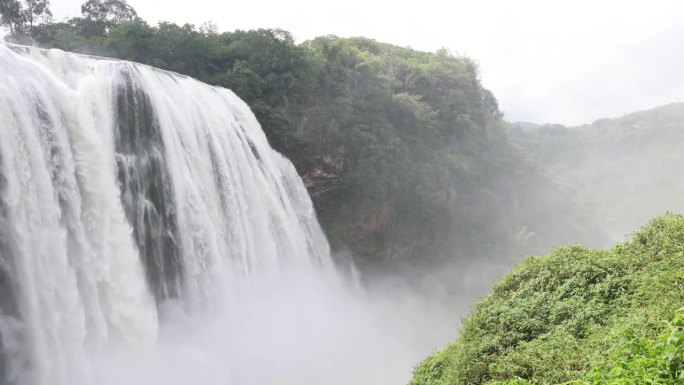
[0,44,339,385]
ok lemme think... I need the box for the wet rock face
[113,68,183,301]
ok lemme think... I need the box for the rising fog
[508,103,684,246]
[89,267,480,385]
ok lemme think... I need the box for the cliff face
[285,37,605,271]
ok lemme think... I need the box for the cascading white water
[0,44,461,385]
[0,44,341,385]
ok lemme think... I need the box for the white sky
[50,0,684,125]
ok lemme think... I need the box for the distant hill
[508,102,684,243]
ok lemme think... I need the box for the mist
[87,266,483,385]
[508,103,684,246]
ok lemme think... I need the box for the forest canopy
[0,0,602,271]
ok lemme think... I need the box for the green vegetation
[411,213,684,385]
[0,0,51,39]
[582,311,684,385]
[508,103,684,243]
[0,0,605,269]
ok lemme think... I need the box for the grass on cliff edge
[410,213,684,385]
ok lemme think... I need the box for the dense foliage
[411,213,684,385]
[1,0,603,270]
[582,311,684,385]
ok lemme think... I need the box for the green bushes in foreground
[411,214,684,385]
[584,310,684,385]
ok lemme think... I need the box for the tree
[23,0,50,29]
[1,0,51,41]
[79,0,137,36]
[0,0,25,35]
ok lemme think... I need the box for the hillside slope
[411,213,684,385]
[509,103,684,244]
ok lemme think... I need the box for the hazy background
[46,0,684,125]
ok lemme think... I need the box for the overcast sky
[50,0,684,125]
